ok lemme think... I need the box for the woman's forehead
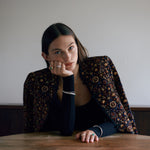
[49,35,75,50]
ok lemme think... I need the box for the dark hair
[42,23,88,67]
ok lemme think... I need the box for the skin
[42,35,99,143]
[42,35,78,77]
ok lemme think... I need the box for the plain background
[0,0,150,106]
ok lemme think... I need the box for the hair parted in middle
[42,23,89,67]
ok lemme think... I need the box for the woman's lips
[65,62,73,67]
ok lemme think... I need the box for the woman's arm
[23,73,34,133]
[76,122,118,143]
[89,122,118,137]
[60,75,75,136]
[102,56,137,133]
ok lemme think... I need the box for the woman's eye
[69,46,74,50]
[55,51,61,54]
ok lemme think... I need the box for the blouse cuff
[89,126,102,137]
[89,122,118,137]
[63,75,74,91]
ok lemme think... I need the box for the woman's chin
[66,63,78,73]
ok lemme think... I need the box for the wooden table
[0,132,150,150]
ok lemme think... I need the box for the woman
[24,23,138,143]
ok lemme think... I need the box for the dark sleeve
[89,122,118,137]
[60,75,75,136]
[106,56,138,134]
[23,73,34,133]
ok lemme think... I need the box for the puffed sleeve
[23,73,35,133]
[102,56,138,134]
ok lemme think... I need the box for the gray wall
[0,0,150,106]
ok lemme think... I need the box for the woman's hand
[49,61,73,77]
[76,130,99,143]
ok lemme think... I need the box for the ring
[50,66,53,70]
[91,133,95,136]
[56,65,61,68]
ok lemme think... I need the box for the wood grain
[0,133,150,150]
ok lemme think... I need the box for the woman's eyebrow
[67,42,74,47]
[51,48,62,52]
[51,42,74,52]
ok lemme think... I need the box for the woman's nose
[63,52,71,61]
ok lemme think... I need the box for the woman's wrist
[89,125,103,137]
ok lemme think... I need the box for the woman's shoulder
[24,68,50,84]
[26,68,49,77]
[27,68,49,76]
[81,55,112,65]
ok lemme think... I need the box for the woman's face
[47,35,78,72]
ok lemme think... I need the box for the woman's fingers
[49,61,53,70]
[81,132,86,142]
[85,132,97,143]
[54,61,61,74]
[49,61,73,77]
[75,133,79,139]
[89,133,95,143]
[49,61,61,74]
[76,130,99,143]
[95,135,99,142]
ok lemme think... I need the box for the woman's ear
[42,52,49,61]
